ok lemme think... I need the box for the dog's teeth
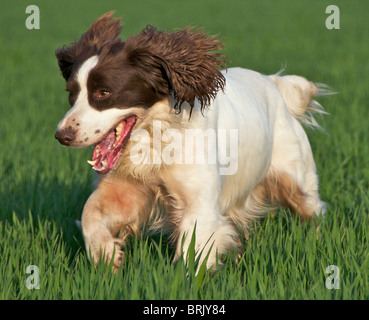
[101,160,107,167]
[116,123,123,136]
[114,124,123,147]
[87,160,96,166]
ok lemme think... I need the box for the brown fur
[95,177,153,235]
[55,12,122,81]
[259,170,314,221]
[55,12,226,115]
[122,25,227,114]
[227,169,315,236]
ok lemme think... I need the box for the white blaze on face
[56,55,133,147]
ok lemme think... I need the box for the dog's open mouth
[87,115,137,174]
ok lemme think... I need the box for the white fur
[151,68,326,269]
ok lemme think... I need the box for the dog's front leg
[81,178,150,271]
[82,195,124,270]
[167,167,239,271]
[175,211,239,271]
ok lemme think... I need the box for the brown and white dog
[55,12,327,270]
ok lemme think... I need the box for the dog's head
[55,12,226,174]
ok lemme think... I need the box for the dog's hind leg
[260,170,315,221]
[268,73,328,219]
[263,121,326,221]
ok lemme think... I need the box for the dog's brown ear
[78,11,122,50]
[124,25,227,114]
[55,45,76,80]
[55,12,122,80]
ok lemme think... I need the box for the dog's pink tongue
[89,116,136,174]
[94,131,115,157]
[91,131,116,174]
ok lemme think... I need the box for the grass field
[0,0,368,300]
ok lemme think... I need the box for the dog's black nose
[55,127,76,146]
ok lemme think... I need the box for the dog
[55,12,327,271]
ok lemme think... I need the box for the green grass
[0,0,368,299]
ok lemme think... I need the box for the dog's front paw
[111,239,125,272]
[87,238,125,272]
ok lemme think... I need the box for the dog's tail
[270,73,332,128]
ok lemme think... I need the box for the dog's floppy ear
[55,45,76,80]
[123,25,227,114]
[55,11,122,80]
[77,11,122,50]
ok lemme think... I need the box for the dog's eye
[95,90,111,99]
